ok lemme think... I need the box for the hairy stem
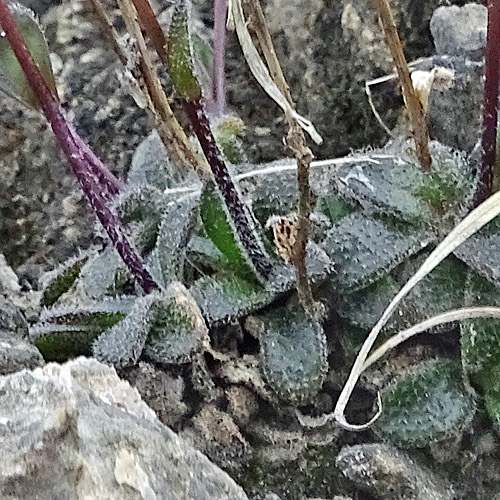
[477,0,500,205]
[184,98,273,281]
[0,0,157,293]
[373,0,431,171]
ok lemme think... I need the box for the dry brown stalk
[245,0,318,318]
[372,0,432,171]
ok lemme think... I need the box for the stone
[431,4,487,57]
[0,254,21,296]
[123,361,189,431]
[0,330,44,375]
[336,443,454,500]
[0,357,249,500]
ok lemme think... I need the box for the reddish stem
[0,0,157,293]
[130,0,167,61]
[478,0,500,205]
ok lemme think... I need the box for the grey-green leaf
[256,304,328,406]
[147,191,199,287]
[322,213,433,290]
[190,273,275,326]
[143,283,209,364]
[375,358,476,447]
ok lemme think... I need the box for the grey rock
[336,443,454,500]
[431,4,487,57]
[0,254,21,296]
[0,329,44,375]
[0,357,249,500]
[0,296,28,335]
[427,55,484,153]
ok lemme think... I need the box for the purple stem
[212,0,227,115]
[183,98,273,281]
[67,127,121,201]
[477,0,500,205]
[0,0,158,293]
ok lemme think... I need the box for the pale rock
[0,357,249,500]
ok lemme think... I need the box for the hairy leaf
[147,191,199,286]
[256,304,328,405]
[375,358,476,447]
[143,283,209,364]
[166,0,201,101]
[190,273,275,325]
[40,251,92,307]
[322,213,432,290]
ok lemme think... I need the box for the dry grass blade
[372,0,431,171]
[334,188,500,430]
[363,307,500,370]
[233,0,322,317]
[228,0,322,145]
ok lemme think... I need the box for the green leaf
[213,115,247,164]
[454,227,500,288]
[239,162,298,225]
[337,275,400,330]
[199,184,256,277]
[394,256,469,332]
[166,0,201,101]
[40,252,91,307]
[461,273,500,376]
[30,299,129,361]
[334,156,430,222]
[334,142,474,224]
[72,247,131,300]
[92,296,151,368]
[483,362,500,432]
[375,358,476,447]
[315,192,355,225]
[0,2,57,108]
[256,304,328,405]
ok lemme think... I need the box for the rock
[0,330,44,375]
[0,254,21,296]
[427,55,483,153]
[180,403,250,467]
[430,4,487,57]
[123,362,189,431]
[0,296,28,335]
[425,5,487,153]
[336,443,454,500]
[0,357,249,500]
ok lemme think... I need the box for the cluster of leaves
[6,0,500,452]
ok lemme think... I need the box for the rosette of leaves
[23,1,332,379]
